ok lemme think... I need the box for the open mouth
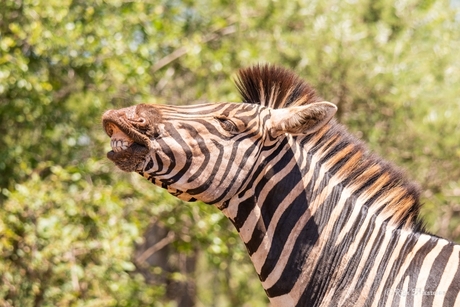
[103,120,151,172]
[106,123,135,152]
[102,110,152,151]
[102,108,154,172]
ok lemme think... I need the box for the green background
[1,0,459,306]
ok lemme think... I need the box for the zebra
[102,65,460,307]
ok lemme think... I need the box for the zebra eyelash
[215,116,239,133]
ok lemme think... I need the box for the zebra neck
[220,124,429,306]
[220,135,326,303]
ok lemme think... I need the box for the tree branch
[136,231,175,264]
[151,24,236,73]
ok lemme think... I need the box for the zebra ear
[269,101,337,137]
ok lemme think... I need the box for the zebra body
[102,65,460,306]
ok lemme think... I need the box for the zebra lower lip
[106,142,149,172]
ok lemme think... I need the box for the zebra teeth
[109,125,135,152]
[111,138,133,152]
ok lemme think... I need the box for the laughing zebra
[102,65,460,307]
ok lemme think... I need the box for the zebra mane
[235,64,321,108]
[325,124,426,231]
[237,64,426,232]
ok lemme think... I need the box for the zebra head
[102,65,337,204]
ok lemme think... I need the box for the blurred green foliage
[0,0,459,306]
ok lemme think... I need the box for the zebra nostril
[130,117,149,129]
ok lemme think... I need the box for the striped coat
[103,65,460,306]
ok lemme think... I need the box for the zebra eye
[215,117,238,133]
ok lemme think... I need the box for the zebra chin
[106,143,149,172]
